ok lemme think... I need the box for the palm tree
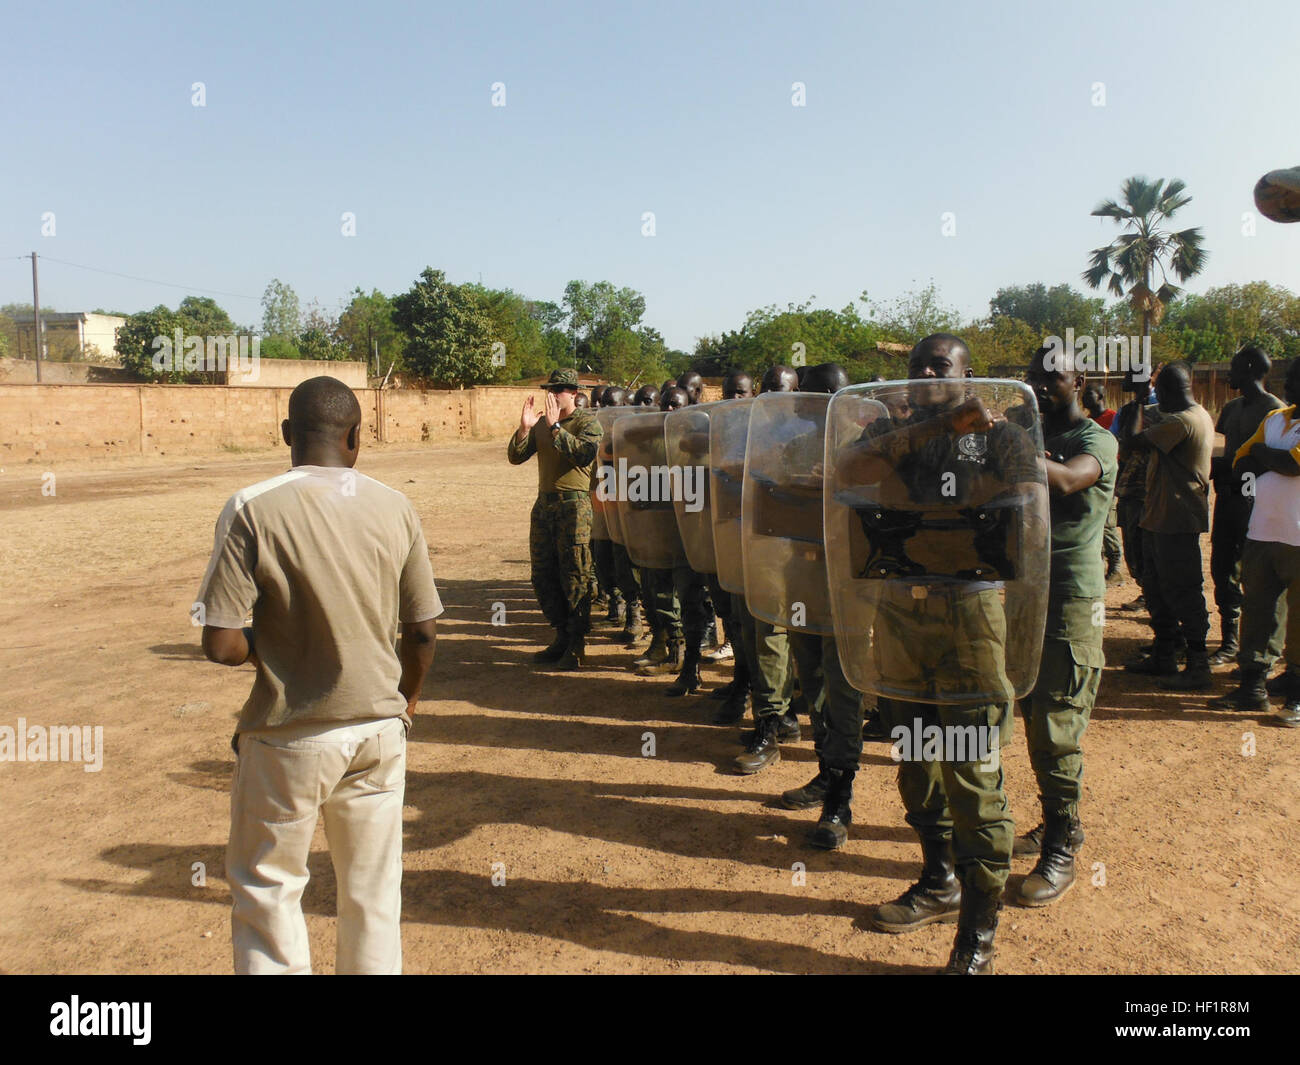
[1082,176,1207,345]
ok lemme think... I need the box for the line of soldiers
[507,337,1297,975]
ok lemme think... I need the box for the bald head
[633,385,660,408]
[761,365,799,393]
[603,386,628,407]
[1155,360,1193,412]
[660,386,689,411]
[723,370,753,399]
[284,376,362,466]
[910,334,972,378]
[677,370,704,404]
[803,362,850,394]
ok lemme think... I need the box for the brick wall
[0,384,538,462]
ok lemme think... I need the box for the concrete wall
[0,358,131,385]
[221,358,369,389]
[0,384,538,463]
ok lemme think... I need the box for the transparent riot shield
[595,407,636,545]
[823,379,1049,703]
[709,398,754,594]
[741,392,835,635]
[611,410,687,569]
[664,402,718,574]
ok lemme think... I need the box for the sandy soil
[0,441,1297,974]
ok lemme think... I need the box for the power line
[11,254,261,302]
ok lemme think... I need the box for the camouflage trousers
[529,493,594,639]
[592,538,615,600]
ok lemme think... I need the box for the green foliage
[864,282,964,343]
[337,288,403,373]
[261,279,300,338]
[1160,282,1300,361]
[259,335,301,361]
[1083,175,1207,335]
[391,268,496,386]
[563,280,647,368]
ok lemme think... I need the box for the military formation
[506,339,1300,975]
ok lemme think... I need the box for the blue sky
[2,0,1298,350]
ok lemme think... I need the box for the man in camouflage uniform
[508,368,602,670]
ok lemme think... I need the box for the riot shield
[709,398,754,594]
[594,407,636,545]
[611,410,687,569]
[741,392,835,635]
[664,402,718,573]
[823,379,1049,703]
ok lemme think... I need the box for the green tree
[562,280,647,367]
[337,288,403,373]
[988,283,1105,340]
[1083,176,1207,345]
[392,268,496,386]
[261,279,301,339]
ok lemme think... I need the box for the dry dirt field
[1,441,1297,974]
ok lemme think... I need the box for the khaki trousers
[228,716,406,975]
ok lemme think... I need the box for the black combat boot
[871,829,962,932]
[665,649,702,696]
[807,768,854,850]
[1012,818,1084,857]
[1124,645,1178,676]
[640,637,683,676]
[942,885,1001,975]
[1018,811,1079,907]
[632,629,667,667]
[617,603,644,644]
[532,630,569,664]
[1160,647,1212,691]
[554,636,585,672]
[1208,614,1239,666]
[711,686,750,726]
[739,711,800,746]
[861,705,888,742]
[709,677,741,700]
[1211,668,1270,712]
[781,762,830,810]
[606,592,623,626]
[734,714,781,774]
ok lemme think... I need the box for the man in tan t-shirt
[1124,361,1216,689]
[197,376,442,974]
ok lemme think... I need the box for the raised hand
[948,396,997,436]
[520,395,542,434]
[544,390,561,427]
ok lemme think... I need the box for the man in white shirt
[1218,358,1300,727]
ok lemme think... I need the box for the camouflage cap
[542,368,580,389]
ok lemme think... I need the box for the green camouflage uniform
[508,406,602,640]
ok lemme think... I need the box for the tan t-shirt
[197,465,443,734]
[1139,405,1215,534]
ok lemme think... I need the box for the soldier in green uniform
[733,365,805,773]
[507,368,602,671]
[1012,345,1118,907]
[707,370,755,724]
[601,387,645,644]
[842,334,1043,975]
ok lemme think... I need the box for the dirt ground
[0,440,1297,975]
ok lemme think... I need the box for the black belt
[542,489,587,501]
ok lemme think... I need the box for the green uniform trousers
[1238,538,1296,673]
[1142,531,1210,654]
[873,585,1015,894]
[1209,493,1251,626]
[529,493,594,639]
[672,564,711,650]
[640,567,680,640]
[1023,596,1103,820]
[612,543,640,610]
[592,538,616,601]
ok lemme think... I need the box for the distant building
[10,311,126,363]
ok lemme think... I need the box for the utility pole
[30,251,42,382]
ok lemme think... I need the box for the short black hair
[287,376,361,435]
[915,333,972,369]
[1235,345,1271,379]
[803,362,850,394]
